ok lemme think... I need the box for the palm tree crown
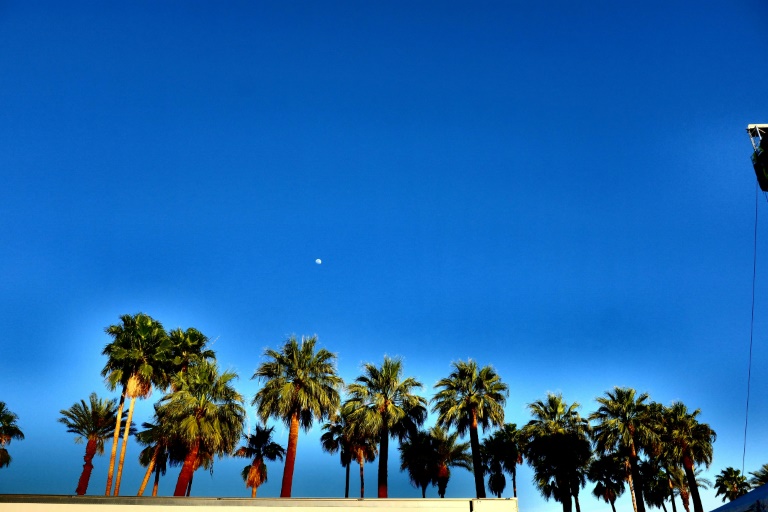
[432,360,508,499]
[590,387,654,512]
[714,467,751,502]
[158,359,246,496]
[58,393,126,495]
[252,335,342,497]
[0,401,24,470]
[234,425,285,498]
[344,356,427,498]
[750,463,768,488]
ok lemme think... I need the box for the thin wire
[744,181,759,474]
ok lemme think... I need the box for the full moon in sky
[315,259,322,264]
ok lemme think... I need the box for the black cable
[744,182,759,474]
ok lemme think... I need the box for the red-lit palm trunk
[378,422,389,498]
[280,412,300,497]
[468,410,486,498]
[174,441,199,496]
[75,438,98,495]
[357,451,366,498]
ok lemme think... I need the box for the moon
[315,259,322,265]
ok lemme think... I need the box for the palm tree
[234,425,285,498]
[0,402,24,469]
[482,436,506,498]
[663,402,716,512]
[347,415,378,498]
[58,393,128,495]
[320,414,353,498]
[135,405,174,497]
[483,423,523,497]
[157,359,246,496]
[522,393,592,512]
[430,426,471,498]
[252,335,342,497]
[101,313,171,495]
[344,356,427,498]
[590,387,655,512]
[432,360,509,499]
[399,429,433,498]
[750,464,768,487]
[715,467,751,502]
[588,453,626,512]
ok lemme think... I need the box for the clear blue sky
[1,1,767,510]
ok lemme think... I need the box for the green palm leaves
[432,360,508,499]
[344,356,427,498]
[714,467,750,502]
[58,393,126,495]
[0,401,24,470]
[252,335,342,498]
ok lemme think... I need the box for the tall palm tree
[320,414,353,498]
[101,313,171,495]
[714,467,751,502]
[483,423,523,497]
[522,393,592,512]
[234,425,285,498]
[58,393,128,495]
[482,436,507,498]
[252,335,342,497]
[0,402,24,469]
[663,402,716,512]
[750,464,768,487]
[157,359,246,496]
[135,405,174,497]
[432,360,508,499]
[344,356,427,498]
[430,426,471,498]
[347,414,378,498]
[590,387,655,512]
[399,429,433,498]
[588,453,626,512]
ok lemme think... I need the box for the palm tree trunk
[345,461,350,498]
[421,483,427,498]
[629,445,646,512]
[610,499,617,512]
[469,412,486,498]
[627,462,639,512]
[668,474,678,512]
[252,485,257,498]
[76,438,98,495]
[573,490,582,512]
[358,454,365,498]
[378,423,389,498]
[186,473,193,496]
[683,458,704,512]
[280,411,300,498]
[512,467,518,498]
[174,441,199,496]
[152,466,160,497]
[137,446,159,496]
[114,395,137,496]
[661,501,669,512]
[105,389,126,495]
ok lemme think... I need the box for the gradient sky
[1,2,768,511]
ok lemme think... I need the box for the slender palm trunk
[174,441,199,496]
[152,466,160,497]
[629,443,646,512]
[358,453,365,498]
[573,490,582,512]
[512,467,518,497]
[610,499,617,512]
[668,474,678,512]
[421,483,427,498]
[627,460,639,512]
[76,438,98,495]
[186,473,193,496]
[437,465,449,498]
[469,411,486,498]
[683,457,704,512]
[114,396,138,495]
[378,423,389,498]
[105,389,126,495]
[662,502,669,512]
[280,412,300,497]
[137,446,159,496]
[345,461,350,498]
[251,485,257,498]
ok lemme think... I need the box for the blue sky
[1,1,767,510]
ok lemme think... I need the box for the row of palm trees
[1,312,758,508]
